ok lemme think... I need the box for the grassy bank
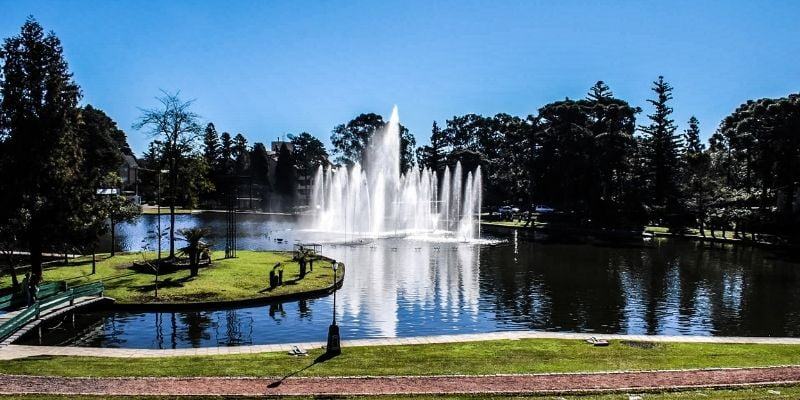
[140,206,197,215]
[1,339,798,378]
[483,220,747,241]
[0,250,340,304]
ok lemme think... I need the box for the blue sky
[2,1,799,155]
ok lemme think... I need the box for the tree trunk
[29,235,43,278]
[698,216,705,237]
[189,249,198,277]
[110,219,116,256]
[169,205,176,259]
[5,253,19,291]
[169,166,177,259]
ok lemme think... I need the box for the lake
[21,213,800,348]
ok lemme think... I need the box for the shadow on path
[266,352,339,389]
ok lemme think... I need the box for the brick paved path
[2,367,799,396]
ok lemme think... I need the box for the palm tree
[178,227,210,277]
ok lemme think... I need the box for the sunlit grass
[1,339,798,378]
[0,250,340,304]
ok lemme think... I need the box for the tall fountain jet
[309,106,482,240]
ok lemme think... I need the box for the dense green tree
[232,133,248,159]
[528,82,641,223]
[330,113,415,172]
[331,113,383,166]
[416,121,447,172]
[717,94,800,232]
[249,142,270,185]
[290,132,329,185]
[683,116,703,155]
[74,105,140,256]
[681,117,715,235]
[100,193,141,256]
[0,18,84,277]
[202,123,221,168]
[77,105,129,183]
[488,113,529,205]
[231,133,249,175]
[638,76,683,221]
[220,132,233,167]
[532,100,594,213]
[273,143,296,211]
[441,114,494,153]
[134,91,203,258]
[584,85,642,222]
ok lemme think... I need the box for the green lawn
[484,221,745,240]
[140,207,198,215]
[1,339,798,378]
[482,220,543,228]
[0,250,341,304]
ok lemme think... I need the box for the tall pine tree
[638,76,682,213]
[203,123,221,168]
[0,18,84,277]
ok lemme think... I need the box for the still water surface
[22,213,800,348]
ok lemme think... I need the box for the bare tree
[134,91,202,258]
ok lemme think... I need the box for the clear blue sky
[2,1,799,155]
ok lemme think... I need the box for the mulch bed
[2,367,800,396]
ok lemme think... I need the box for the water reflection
[24,215,800,348]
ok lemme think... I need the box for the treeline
[410,80,800,241]
[136,102,330,213]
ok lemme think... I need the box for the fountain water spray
[309,106,482,241]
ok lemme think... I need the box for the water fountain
[309,106,482,241]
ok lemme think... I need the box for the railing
[0,281,67,310]
[0,281,104,343]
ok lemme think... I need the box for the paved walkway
[2,330,800,360]
[2,367,800,396]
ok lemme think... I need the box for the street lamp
[156,169,169,266]
[326,259,341,356]
[139,168,169,267]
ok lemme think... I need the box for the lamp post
[140,168,169,273]
[326,260,341,356]
[155,170,169,265]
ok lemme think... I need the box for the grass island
[1,250,343,306]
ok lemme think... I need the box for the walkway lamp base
[326,323,341,355]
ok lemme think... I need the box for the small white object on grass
[768,389,781,395]
[628,396,643,400]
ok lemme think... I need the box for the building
[119,153,140,204]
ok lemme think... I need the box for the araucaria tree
[638,76,683,222]
[135,91,203,259]
[715,94,800,235]
[416,121,447,172]
[0,18,84,278]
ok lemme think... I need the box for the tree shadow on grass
[133,275,195,293]
[266,351,339,389]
